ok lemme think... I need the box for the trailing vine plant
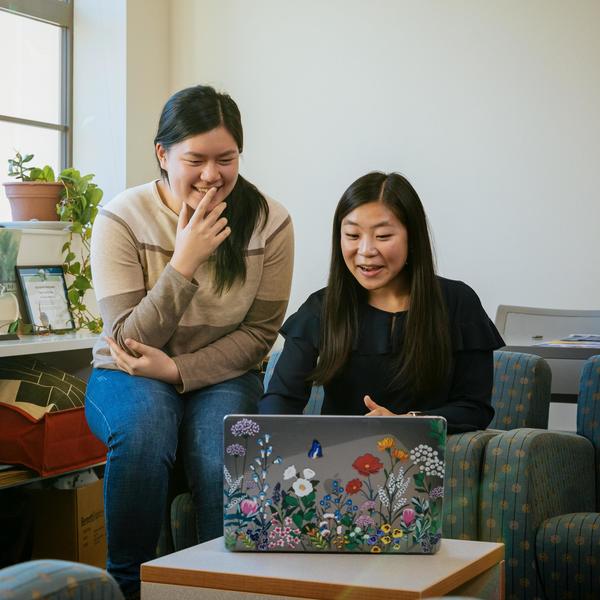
[57,169,103,333]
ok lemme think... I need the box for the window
[0,0,73,221]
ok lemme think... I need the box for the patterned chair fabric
[444,430,499,541]
[479,428,595,600]
[536,512,600,600]
[0,559,123,600]
[528,354,600,600]
[489,351,552,430]
[576,354,600,509]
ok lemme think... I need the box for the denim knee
[85,369,183,466]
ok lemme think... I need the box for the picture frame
[15,266,76,333]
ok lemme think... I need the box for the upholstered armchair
[0,559,123,600]
[535,354,600,600]
[476,354,600,600]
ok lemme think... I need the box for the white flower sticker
[302,468,316,480]
[292,478,313,497]
[283,465,296,480]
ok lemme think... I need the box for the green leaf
[292,513,303,529]
[73,275,91,291]
[284,495,299,508]
[413,472,425,488]
[29,167,43,181]
[22,154,34,163]
[42,165,55,182]
[67,289,80,305]
[68,262,81,276]
[341,514,353,527]
[65,252,77,263]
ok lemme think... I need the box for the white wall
[73,0,127,204]
[73,0,170,203]
[167,0,600,319]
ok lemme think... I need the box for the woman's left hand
[363,395,396,416]
[106,337,181,384]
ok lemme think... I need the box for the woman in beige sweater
[86,85,294,599]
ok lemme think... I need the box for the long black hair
[312,172,451,396]
[154,85,268,294]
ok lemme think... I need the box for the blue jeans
[85,368,262,596]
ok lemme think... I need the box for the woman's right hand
[170,187,231,279]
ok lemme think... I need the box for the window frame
[0,0,73,168]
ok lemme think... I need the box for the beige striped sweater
[90,180,294,392]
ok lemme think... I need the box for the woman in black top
[260,172,504,433]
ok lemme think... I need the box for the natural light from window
[0,10,63,222]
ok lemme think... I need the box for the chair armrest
[444,430,501,540]
[479,428,595,599]
[0,559,123,599]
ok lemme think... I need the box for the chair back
[263,350,324,414]
[489,350,551,430]
[576,354,600,510]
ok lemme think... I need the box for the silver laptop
[223,415,446,554]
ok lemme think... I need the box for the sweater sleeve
[91,208,198,352]
[172,216,294,392]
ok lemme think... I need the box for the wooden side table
[142,537,504,599]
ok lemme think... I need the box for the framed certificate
[15,266,76,332]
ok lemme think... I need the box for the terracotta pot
[2,181,64,221]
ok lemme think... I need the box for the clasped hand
[170,187,231,280]
[364,395,420,417]
[106,337,181,384]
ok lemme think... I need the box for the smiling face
[155,125,240,212]
[341,201,410,306]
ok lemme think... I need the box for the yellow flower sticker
[392,448,410,461]
[377,437,395,451]
[371,546,382,553]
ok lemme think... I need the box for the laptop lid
[223,415,446,554]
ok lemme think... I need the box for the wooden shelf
[0,331,100,357]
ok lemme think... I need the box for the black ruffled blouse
[260,277,504,433]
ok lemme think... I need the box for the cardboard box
[29,478,106,568]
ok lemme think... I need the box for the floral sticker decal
[224,418,445,553]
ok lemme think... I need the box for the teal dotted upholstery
[443,430,499,541]
[0,560,123,600]
[536,512,600,600]
[576,355,600,508]
[170,489,197,554]
[490,351,552,430]
[479,428,595,600]
[532,354,600,600]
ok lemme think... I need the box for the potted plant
[4,152,104,333]
[4,152,64,221]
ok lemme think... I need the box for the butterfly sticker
[308,439,323,459]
